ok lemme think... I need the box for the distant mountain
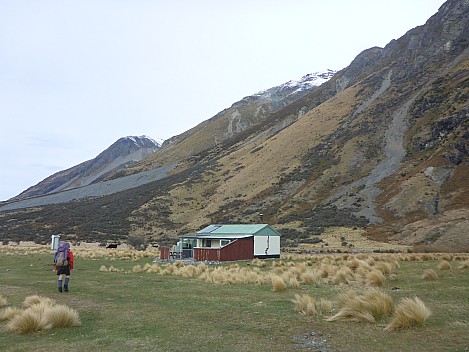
[11,136,160,200]
[0,0,467,249]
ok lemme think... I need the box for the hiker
[54,241,74,293]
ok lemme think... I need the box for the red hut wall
[194,238,254,261]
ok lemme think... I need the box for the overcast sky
[0,0,446,201]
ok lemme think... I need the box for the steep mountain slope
[106,70,335,178]
[12,136,160,200]
[0,0,467,249]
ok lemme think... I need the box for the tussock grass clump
[132,265,143,273]
[0,295,7,307]
[6,309,52,334]
[23,295,55,308]
[422,269,438,280]
[366,269,387,287]
[0,307,23,321]
[99,265,122,272]
[332,266,355,285]
[384,297,431,331]
[161,264,176,275]
[2,295,81,334]
[374,262,393,275]
[44,304,81,328]
[327,289,394,324]
[457,261,469,269]
[316,299,333,315]
[300,270,321,285]
[288,277,300,289]
[292,294,317,316]
[362,289,394,320]
[438,260,451,270]
[270,275,286,292]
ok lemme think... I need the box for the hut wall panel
[194,238,254,261]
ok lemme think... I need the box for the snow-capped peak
[123,135,161,148]
[280,69,336,90]
[254,69,336,97]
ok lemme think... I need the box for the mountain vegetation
[0,0,467,250]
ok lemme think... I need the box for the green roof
[196,224,281,237]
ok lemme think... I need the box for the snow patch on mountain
[254,69,336,98]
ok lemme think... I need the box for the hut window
[202,239,212,247]
[220,240,230,247]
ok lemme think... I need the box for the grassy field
[0,246,468,352]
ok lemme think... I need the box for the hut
[186,224,281,262]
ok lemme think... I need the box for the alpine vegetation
[1,295,81,334]
[292,294,318,316]
[6,309,52,334]
[422,269,438,280]
[327,289,394,324]
[385,297,431,332]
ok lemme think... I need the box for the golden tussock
[270,275,286,292]
[44,304,81,328]
[438,260,451,270]
[0,307,23,321]
[6,309,52,334]
[384,297,431,331]
[422,269,438,280]
[23,295,55,308]
[2,295,81,334]
[366,269,387,287]
[327,289,394,324]
[292,294,317,316]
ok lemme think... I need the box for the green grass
[0,253,468,352]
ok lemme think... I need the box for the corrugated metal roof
[196,224,281,236]
[185,234,253,240]
[212,224,268,234]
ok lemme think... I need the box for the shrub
[422,269,438,280]
[127,236,147,251]
[0,295,7,307]
[384,297,431,331]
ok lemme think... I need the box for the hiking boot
[58,287,63,293]
[64,285,69,292]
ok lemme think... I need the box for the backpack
[54,241,70,267]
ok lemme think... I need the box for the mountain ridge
[10,135,160,201]
[0,0,467,249]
